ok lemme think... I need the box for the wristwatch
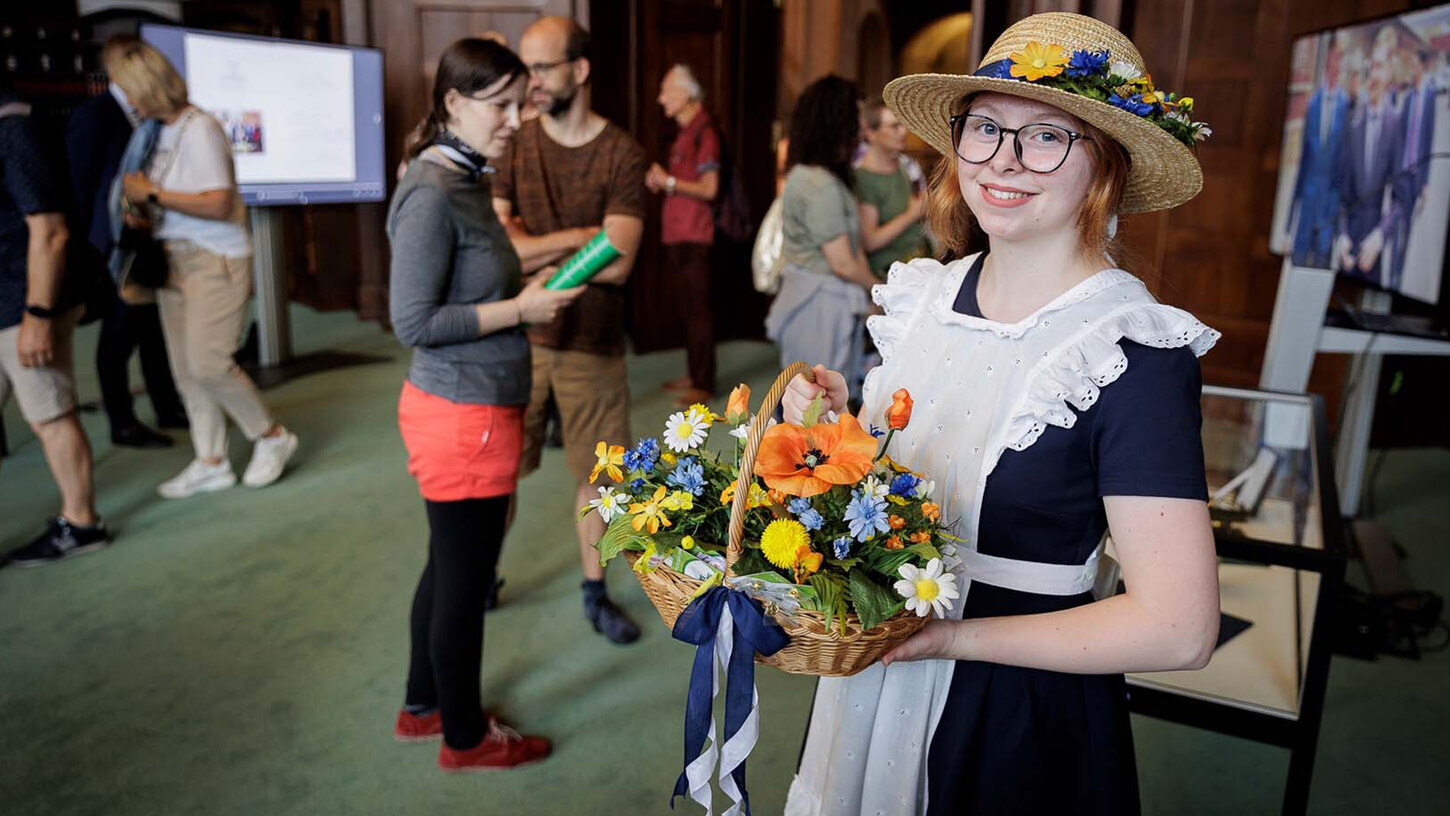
[26,304,59,319]
[666,176,677,195]
[147,189,160,205]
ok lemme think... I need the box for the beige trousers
[157,241,273,460]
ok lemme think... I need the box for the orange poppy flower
[754,414,878,498]
[886,389,913,431]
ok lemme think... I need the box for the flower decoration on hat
[985,41,1210,147]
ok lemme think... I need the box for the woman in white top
[110,40,298,498]
[780,14,1221,815]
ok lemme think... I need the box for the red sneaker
[438,717,551,773]
[394,709,443,743]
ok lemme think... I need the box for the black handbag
[117,224,169,288]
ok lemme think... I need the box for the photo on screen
[218,110,265,154]
[1269,3,1450,305]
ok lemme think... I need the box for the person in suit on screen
[1335,26,1409,287]
[1290,47,1358,268]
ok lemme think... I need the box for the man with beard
[493,16,648,644]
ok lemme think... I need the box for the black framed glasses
[949,113,1090,174]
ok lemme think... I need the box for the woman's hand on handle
[781,364,848,423]
[514,270,584,325]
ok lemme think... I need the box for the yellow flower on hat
[1009,41,1069,82]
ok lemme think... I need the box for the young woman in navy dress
[782,14,1222,815]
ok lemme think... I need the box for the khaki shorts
[0,307,81,424]
[520,346,631,484]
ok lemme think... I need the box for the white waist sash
[957,539,1107,597]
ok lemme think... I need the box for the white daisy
[729,419,751,441]
[663,410,708,452]
[1109,60,1141,81]
[894,558,960,618]
[1193,124,1213,142]
[588,486,631,523]
[860,474,890,501]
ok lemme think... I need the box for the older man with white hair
[647,63,720,405]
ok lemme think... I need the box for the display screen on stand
[1268,3,1450,312]
[141,24,386,206]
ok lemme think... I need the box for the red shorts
[398,381,524,502]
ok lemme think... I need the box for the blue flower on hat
[1108,92,1155,117]
[983,59,1014,80]
[1065,49,1109,78]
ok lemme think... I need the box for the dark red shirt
[661,109,720,246]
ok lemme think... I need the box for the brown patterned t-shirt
[492,117,648,356]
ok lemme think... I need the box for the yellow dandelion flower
[760,519,809,570]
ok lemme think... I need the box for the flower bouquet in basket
[584,363,959,814]
[583,363,961,676]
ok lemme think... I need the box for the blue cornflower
[983,59,1014,80]
[1108,93,1155,117]
[666,457,706,496]
[868,424,886,439]
[832,536,851,559]
[798,508,824,531]
[787,497,814,516]
[623,437,660,472]
[843,493,891,542]
[1065,49,1108,78]
[630,478,647,492]
[889,473,921,498]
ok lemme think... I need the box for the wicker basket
[626,361,928,677]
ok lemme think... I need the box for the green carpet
[1,305,1446,815]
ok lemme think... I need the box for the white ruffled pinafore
[784,253,1219,816]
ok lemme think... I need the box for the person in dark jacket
[66,35,184,449]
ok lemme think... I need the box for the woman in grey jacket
[386,38,580,773]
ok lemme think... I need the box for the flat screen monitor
[1268,4,1450,305]
[140,24,386,206]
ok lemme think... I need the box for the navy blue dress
[924,257,1209,815]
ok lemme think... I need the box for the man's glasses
[526,58,573,77]
[949,113,1090,174]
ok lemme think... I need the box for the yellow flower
[589,441,625,484]
[682,535,695,550]
[1009,41,1069,82]
[760,519,810,569]
[629,486,673,534]
[720,479,771,508]
[1178,96,1194,113]
[663,490,694,512]
[686,403,716,428]
[661,452,677,466]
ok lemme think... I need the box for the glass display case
[1125,386,1346,816]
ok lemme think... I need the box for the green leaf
[730,548,774,577]
[826,557,862,572]
[849,570,901,632]
[907,542,941,562]
[596,515,649,565]
[802,394,825,428]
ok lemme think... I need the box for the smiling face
[954,92,1098,245]
[444,73,527,159]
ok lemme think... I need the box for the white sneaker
[243,430,298,488]
[158,459,237,499]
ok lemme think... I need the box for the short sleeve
[167,117,235,193]
[1091,340,1208,500]
[605,133,648,219]
[696,126,721,174]
[801,173,852,245]
[0,109,64,215]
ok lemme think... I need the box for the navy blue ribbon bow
[670,585,791,816]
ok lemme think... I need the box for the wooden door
[592,0,780,354]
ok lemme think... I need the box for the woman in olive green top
[854,99,929,278]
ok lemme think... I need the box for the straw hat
[883,12,1206,213]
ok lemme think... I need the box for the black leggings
[405,496,509,750]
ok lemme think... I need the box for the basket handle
[726,361,813,579]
